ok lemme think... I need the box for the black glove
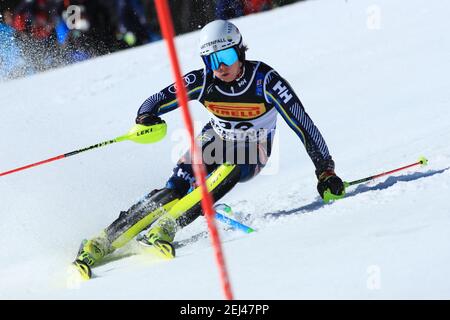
[135,113,164,126]
[317,170,345,199]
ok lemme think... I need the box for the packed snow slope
[1,0,449,299]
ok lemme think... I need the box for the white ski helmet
[199,20,244,57]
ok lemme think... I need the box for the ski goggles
[202,47,239,71]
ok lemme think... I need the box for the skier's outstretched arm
[264,70,344,198]
[136,69,206,124]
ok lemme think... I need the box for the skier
[74,20,345,277]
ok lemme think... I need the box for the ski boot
[136,163,242,259]
[73,236,112,279]
[138,218,176,259]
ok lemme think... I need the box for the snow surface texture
[0,0,449,299]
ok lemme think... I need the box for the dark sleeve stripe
[290,102,330,158]
[266,91,307,143]
[139,91,166,115]
[138,70,205,117]
[267,92,330,159]
[157,86,204,115]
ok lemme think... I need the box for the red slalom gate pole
[153,0,233,300]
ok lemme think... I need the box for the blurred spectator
[67,0,119,54]
[0,0,305,80]
[272,0,302,6]
[0,10,30,79]
[1,8,14,25]
[12,0,57,38]
[57,7,92,64]
[215,0,245,20]
[11,0,33,33]
[243,0,273,15]
[31,1,55,40]
[141,0,161,38]
[64,30,92,63]
[185,0,215,32]
[169,0,196,34]
[115,0,155,47]
[11,0,59,71]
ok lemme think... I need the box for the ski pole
[215,212,255,233]
[344,156,428,188]
[323,156,428,203]
[0,123,167,178]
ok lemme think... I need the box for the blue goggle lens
[202,47,239,70]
